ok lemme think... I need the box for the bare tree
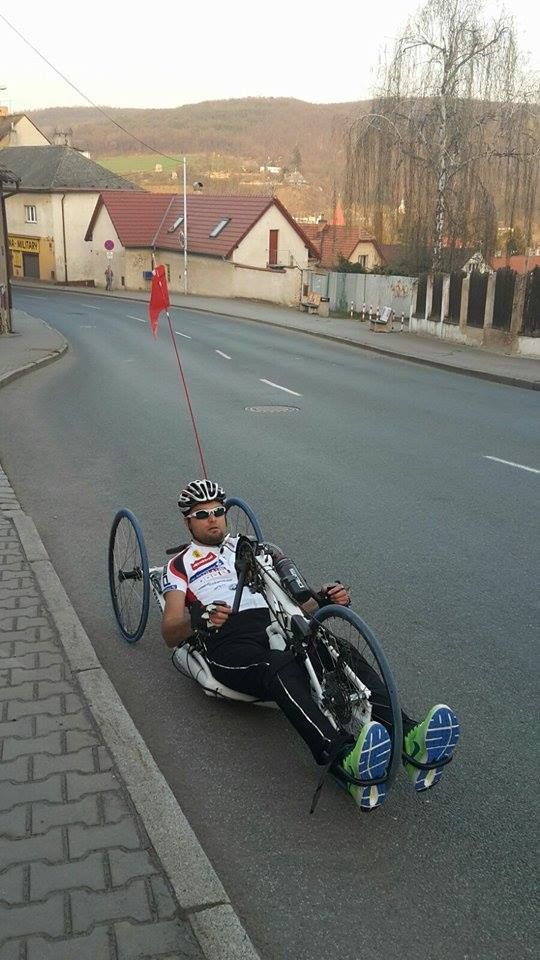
[345,0,540,273]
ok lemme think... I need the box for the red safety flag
[148,264,170,337]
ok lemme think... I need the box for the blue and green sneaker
[403,703,460,791]
[339,721,392,811]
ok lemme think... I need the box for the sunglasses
[187,506,227,520]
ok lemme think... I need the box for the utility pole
[183,157,188,295]
[0,167,19,335]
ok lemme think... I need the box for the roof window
[209,217,230,238]
[168,216,184,233]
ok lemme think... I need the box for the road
[1,287,538,960]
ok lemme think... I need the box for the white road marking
[215,349,231,360]
[484,456,540,475]
[260,378,303,397]
[127,315,146,323]
[21,295,46,300]
[87,305,101,310]
[175,331,191,339]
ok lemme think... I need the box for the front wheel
[108,508,150,643]
[225,496,263,542]
[311,605,403,787]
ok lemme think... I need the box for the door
[22,252,40,279]
[268,230,278,266]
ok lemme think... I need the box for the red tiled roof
[490,255,540,274]
[301,223,381,268]
[85,192,320,259]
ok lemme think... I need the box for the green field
[96,154,185,173]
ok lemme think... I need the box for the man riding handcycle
[158,479,460,812]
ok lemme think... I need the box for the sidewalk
[0,470,260,957]
[3,280,540,390]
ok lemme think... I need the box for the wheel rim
[312,606,402,785]
[109,512,149,642]
[224,497,263,541]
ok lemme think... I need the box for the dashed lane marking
[484,455,540,475]
[260,378,302,397]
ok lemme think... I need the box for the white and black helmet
[178,479,226,516]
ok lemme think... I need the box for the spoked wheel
[108,509,150,644]
[311,605,403,786]
[224,496,263,542]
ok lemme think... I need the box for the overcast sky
[0,1,538,113]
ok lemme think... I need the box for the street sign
[106,252,114,260]
[104,240,115,251]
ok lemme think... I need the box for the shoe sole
[412,705,460,791]
[352,723,392,810]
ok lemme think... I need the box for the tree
[344,0,540,273]
[291,145,302,171]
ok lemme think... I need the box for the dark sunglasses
[187,506,227,520]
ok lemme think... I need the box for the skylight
[168,216,184,233]
[209,218,230,238]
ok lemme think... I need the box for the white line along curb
[3,489,261,960]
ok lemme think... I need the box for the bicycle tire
[224,496,263,542]
[311,605,403,786]
[108,508,150,644]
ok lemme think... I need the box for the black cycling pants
[205,611,412,764]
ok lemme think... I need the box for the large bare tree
[345,0,539,273]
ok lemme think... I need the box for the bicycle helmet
[178,479,226,516]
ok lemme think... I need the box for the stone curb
[2,503,261,960]
[0,317,68,390]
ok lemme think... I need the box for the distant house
[490,254,540,274]
[300,221,384,271]
[2,145,140,283]
[0,110,50,149]
[84,192,319,304]
[461,251,493,275]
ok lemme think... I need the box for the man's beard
[193,529,225,546]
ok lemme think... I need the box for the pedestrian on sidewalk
[105,265,114,291]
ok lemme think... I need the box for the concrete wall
[327,272,416,316]
[85,206,126,289]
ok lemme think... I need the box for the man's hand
[203,601,232,630]
[318,582,351,607]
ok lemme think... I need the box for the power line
[0,11,185,165]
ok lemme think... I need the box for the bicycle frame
[234,548,374,730]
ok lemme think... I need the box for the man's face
[184,499,227,546]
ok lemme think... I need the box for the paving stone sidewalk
[0,476,203,959]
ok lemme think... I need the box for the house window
[209,218,230,238]
[165,263,171,282]
[357,254,367,268]
[25,204,37,223]
[268,229,279,265]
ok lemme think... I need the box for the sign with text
[8,235,40,253]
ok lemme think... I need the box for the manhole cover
[246,405,300,413]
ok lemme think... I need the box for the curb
[2,494,261,960]
[11,281,539,390]
[0,316,69,390]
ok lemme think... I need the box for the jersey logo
[190,560,224,583]
[191,551,217,571]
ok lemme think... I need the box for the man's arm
[302,582,351,615]
[161,591,193,648]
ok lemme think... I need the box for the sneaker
[403,704,460,791]
[339,721,392,811]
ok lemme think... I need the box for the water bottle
[274,556,312,604]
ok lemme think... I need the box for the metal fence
[467,272,489,327]
[522,267,540,337]
[307,271,416,317]
[492,268,515,331]
[448,271,464,323]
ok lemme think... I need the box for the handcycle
[108,497,405,802]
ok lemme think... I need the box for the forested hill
[27,98,364,214]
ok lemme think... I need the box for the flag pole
[183,157,188,296]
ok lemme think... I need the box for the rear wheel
[225,496,263,542]
[311,605,402,786]
[108,509,150,643]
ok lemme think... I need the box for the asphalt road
[1,288,538,960]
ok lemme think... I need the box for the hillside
[28,98,365,218]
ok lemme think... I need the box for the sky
[0,1,538,114]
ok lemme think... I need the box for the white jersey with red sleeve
[161,535,268,612]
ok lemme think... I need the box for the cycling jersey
[162,535,268,613]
